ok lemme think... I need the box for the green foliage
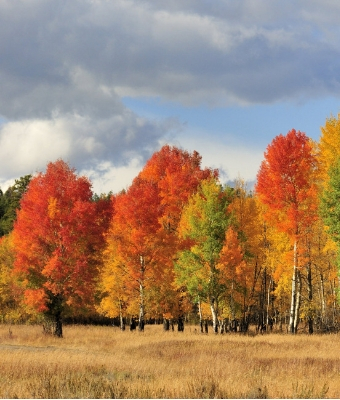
[320,158,340,244]
[0,175,31,236]
[175,178,232,304]
[320,158,340,281]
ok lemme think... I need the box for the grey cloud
[2,0,340,112]
[0,111,180,182]
[1,0,340,189]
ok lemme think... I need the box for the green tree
[175,178,233,332]
[320,157,340,298]
[0,175,31,236]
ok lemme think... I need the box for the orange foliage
[12,160,112,315]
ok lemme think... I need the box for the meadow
[0,323,338,398]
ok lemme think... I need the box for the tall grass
[0,324,338,398]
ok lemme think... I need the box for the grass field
[0,323,338,398]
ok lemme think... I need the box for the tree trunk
[289,240,298,334]
[119,300,125,331]
[319,272,326,325]
[138,256,145,331]
[266,275,272,328]
[210,297,218,333]
[49,293,63,338]
[163,319,170,331]
[307,262,313,334]
[198,298,204,333]
[54,311,63,338]
[293,269,301,333]
[138,281,145,331]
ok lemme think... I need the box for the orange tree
[12,160,111,337]
[255,129,318,333]
[99,145,216,327]
[139,145,217,321]
[100,176,165,330]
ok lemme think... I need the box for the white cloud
[80,159,143,195]
[0,111,180,189]
[0,119,72,177]
[171,128,264,184]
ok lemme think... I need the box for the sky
[1,0,340,195]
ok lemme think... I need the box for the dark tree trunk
[54,311,63,338]
[138,319,145,332]
[307,261,313,334]
[178,316,184,332]
[204,320,208,334]
[48,293,63,338]
[163,319,170,331]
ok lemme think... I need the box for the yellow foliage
[47,197,58,220]
[319,113,340,181]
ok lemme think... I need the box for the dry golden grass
[0,323,338,398]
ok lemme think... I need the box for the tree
[139,145,217,322]
[12,160,111,337]
[217,226,246,324]
[99,145,217,327]
[228,180,266,330]
[255,129,318,333]
[0,233,27,322]
[101,177,165,330]
[0,175,31,236]
[140,145,217,232]
[319,113,340,179]
[320,159,340,292]
[175,178,233,332]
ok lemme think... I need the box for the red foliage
[255,129,318,238]
[13,159,111,314]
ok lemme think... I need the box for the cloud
[0,109,180,190]
[1,0,340,113]
[80,159,144,195]
[1,0,340,192]
[174,129,264,185]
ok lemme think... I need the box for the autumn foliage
[0,126,339,335]
[12,160,112,335]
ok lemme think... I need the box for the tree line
[1,114,340,337]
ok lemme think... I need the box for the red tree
[12,160,112,336]
[105,176,165,330]
[100,145,217,327]
[140,145,217,232]
[255,129,318,333]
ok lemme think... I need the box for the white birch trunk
[138,255,145,331]
[289,240,298,333]
[293,270,301,333]
[119,300,125,330]
[210,298,218,333]
[319,272,326,322]
[198,298,204,333]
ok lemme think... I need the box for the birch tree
[255,129,318,333]
[175,178,232,332]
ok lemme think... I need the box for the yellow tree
[0,234,26,322]
[217,226,245,327]
[97,228,131,330]
[228,180,265,329]
[319,113,340,179]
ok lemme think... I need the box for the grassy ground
[0,323,338,398]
